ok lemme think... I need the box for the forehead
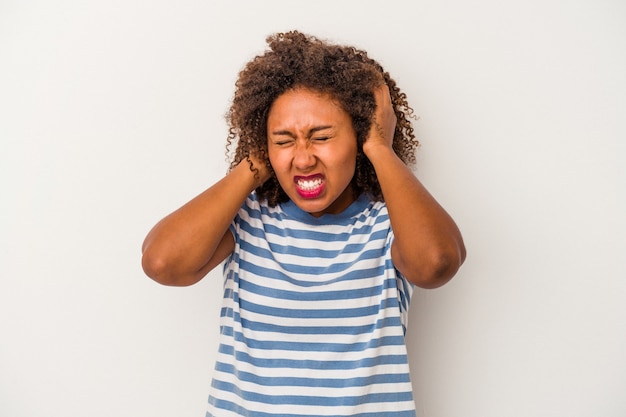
[267,88,349,129]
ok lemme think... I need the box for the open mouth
[294,175,325,199]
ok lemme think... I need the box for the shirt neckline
[280,193,372,225]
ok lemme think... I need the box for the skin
[141,85,465,288]
[267,88,358,217]
[363,86,466,288]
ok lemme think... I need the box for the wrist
[239,157,271,189]
[363,141,396,164]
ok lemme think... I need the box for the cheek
[337,147,358,171]
[267,149,289,180]
[267,148,280,169]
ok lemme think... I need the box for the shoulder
[235,192,285,226]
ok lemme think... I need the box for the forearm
[368,146,466,288]
[141,160,261,286]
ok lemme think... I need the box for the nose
[292,141,316,170]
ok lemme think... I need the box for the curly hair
[226,30,418,206]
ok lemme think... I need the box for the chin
[293,198,331,216]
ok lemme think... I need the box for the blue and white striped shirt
[206,192,416,417]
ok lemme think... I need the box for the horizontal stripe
[220,315,403,336]
[229,332,406,353]
[239,217,390,250]
[213,361,411,387]
[217,326,406,360]
[233,294,394,314]
[233,259,390,288]
[208,397,417,417]
[210,380,414,404]
[236,297,395,320]
[237,242,389,276]
[217,337,406,362]
[212,354,411,380]
[236,279,389,302]
[224,315,405,342]
[211,379,414,407]
[217,345,408,370]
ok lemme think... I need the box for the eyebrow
[270,125,334,138]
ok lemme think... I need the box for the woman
[142,30,465,417]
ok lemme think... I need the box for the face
[267,88,358,217]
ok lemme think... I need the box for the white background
[1,1,625,416]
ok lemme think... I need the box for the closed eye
[272,138,295,146]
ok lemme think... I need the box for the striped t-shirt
[206,192,416,417]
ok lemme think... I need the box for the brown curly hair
[226,30,418,206]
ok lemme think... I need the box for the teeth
[297,178,323,190]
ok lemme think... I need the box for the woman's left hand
[363,84,397,158]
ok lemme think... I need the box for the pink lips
[294,174,325,199]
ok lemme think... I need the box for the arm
[363,86,466,289]
[141,158,270,286]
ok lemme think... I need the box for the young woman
[142,30,466,417]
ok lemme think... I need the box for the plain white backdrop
[1,1,624,416]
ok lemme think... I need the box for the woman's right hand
[141,157,268,286]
